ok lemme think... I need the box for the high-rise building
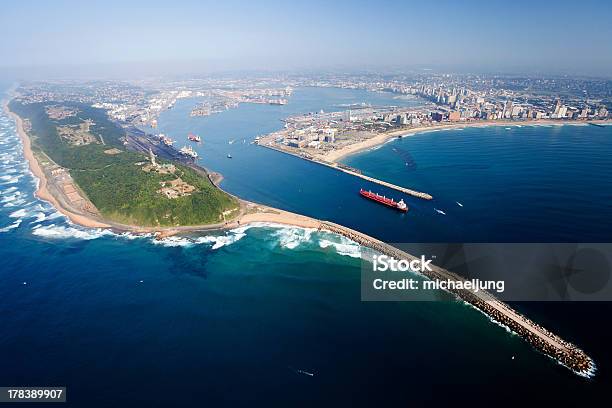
[448,111,461,121]
[598,107,608,118]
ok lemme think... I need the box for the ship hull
[359,189,407,212]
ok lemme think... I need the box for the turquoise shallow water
[1,86,611,406]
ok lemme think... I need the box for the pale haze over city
[1,0,611,76]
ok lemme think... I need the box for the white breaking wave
[31,224,114,240]
[255,223,361,257]
[117,231,151,240]
[1,186,19,194]
[0,175,21,185]
[147,222,361,259]
[1,118,365,259]
[3,198,27,208]
[195,232,247,249]
[47,211,64,220]
[319,237,362,258]
[0,219,22,232]
[271,226,315,249]
[151,235,195,248]
[1,193,21,203]
[30,212,47,223]
[9,208,27,218]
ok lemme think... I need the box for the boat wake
[435,208,446,215]
[289,366,315,377]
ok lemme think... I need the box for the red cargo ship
[359,188,408,212]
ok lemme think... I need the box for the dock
[257,142,433,200]
[318,221,595,376]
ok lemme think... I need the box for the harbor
[3,81,612,406]
[256,140,433,200]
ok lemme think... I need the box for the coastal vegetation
[9,100,238,226]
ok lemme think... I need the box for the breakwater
[318,220,595,376]
[256,142,433,200]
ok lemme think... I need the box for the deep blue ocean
[1,84,612,406]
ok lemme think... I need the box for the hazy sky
[1,0,611,77]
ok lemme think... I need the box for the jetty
[257,142,433,200]
[318,220,595,376]
[331,162,432,199]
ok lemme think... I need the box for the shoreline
[3,99,111,229]
[3,97,323,236]
[320,119,611,163]
[256,118,609,201]
[2,96,596,377]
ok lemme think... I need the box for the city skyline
[1,0,612,78]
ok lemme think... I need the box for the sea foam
[0,219,22,233]
[31,224,114,240]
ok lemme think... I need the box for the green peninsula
[9,100,239,227]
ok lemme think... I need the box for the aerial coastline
[256,117,609,201]
[4,99,110,229]
[3,1,612,404]
[4,97,321,236]
[3,95,597,377]
[317,119,610,163]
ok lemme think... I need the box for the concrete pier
[319,221,595,376]
[257,142,433,200]
[330,162,433,199]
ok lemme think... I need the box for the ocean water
[1,85,612,406]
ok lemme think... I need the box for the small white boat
[296,369,314,377]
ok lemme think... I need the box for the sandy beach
[6,98,608,237]
[2,97,596,375]
[3,100,111,229]
[3,98,325,236]
[319,119,605,163]
[235,204,321,229]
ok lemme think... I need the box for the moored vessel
[269,98,288,105]
[179,145,198,159]
[188,133,201,142]
[159,133,174,146]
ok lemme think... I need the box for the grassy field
[10,100,239,226]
